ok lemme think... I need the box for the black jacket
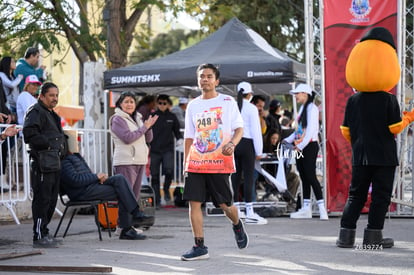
[60,153,100,200]
[150,109,182,153]
[342,91,401,166]
[23,100,67,159]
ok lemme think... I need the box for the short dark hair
[24,47,40,59]
[196,63,220,80]
[252,95,266,105]
[157,94,172,105]
[40,82,58,95]
[115,91,137,108]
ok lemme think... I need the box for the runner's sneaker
[245,212,268,225]
[181,245,209,261]
[233,220,249,249]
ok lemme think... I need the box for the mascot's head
[345,27,400,92]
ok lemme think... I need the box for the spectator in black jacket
[60,130,152,241]
[265,99,282,135]
[23,82,67,248]
[150,94,183,207]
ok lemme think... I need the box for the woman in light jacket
[0,57,24,115]
[109,92,158,199]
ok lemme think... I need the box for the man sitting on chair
[60,130,152,240]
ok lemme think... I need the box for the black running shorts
[183,173,234,207]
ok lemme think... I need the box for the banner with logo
[323,0,397,212]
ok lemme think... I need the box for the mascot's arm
[340,125,351,143]
[389,109,414,134]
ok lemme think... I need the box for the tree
[130,29,199,63]
[0,0,210,69]
[197,0,307,62]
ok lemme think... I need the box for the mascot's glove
[389,108,414,134]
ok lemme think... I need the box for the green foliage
[200,0,306,62]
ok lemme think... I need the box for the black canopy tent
[103,17,306,96]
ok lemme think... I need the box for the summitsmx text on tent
[110,74,161,84]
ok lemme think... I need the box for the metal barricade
[0,125,30,224]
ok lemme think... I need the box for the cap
[25,75,42,85]
[269,99,281,109]
[237,81,253,94]
[178,97,189,104]
[290,83,313,95]
[360,27,396,49]
[64,129,79,153]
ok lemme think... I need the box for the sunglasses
[158,101,168,105]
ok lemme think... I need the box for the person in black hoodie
[150,94,183,207]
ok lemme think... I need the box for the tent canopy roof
[104,17,305,96]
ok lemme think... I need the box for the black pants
[150,150,174,205]
[295,141,323,201]
[31,160,60,240]
[74,174,138,229]
[340,165,395,230]
[231,138,255,203]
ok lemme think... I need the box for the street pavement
[0,206,414,275]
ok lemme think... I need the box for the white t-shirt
[184,93,243,173]
[240,99,263,156]
[17,91,37,125]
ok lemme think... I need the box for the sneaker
[115,226,144,236]
[233,220,249,249]
[290,207,312,219]
[319,207,329,220]
[245,213,268,225]
[119,227,147,240]
[181,245,209,261]
[33,237,59,248]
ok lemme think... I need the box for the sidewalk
[1,207,414,274]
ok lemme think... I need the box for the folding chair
[54,193,112,241]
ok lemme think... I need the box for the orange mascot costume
[336,27,414,248]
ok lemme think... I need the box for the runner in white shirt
[181,63,248,261]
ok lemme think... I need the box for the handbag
[38,149,61,173]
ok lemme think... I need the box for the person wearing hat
[171,97,189,129]
[60,130,152,240]
[284,83,328,220]
[17,75,42,125]
[265,99,282,135]
[232,81,267,225]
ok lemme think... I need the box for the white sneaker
[290,207,312,219]
[245,213,268,225]
[319,206,329,220]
